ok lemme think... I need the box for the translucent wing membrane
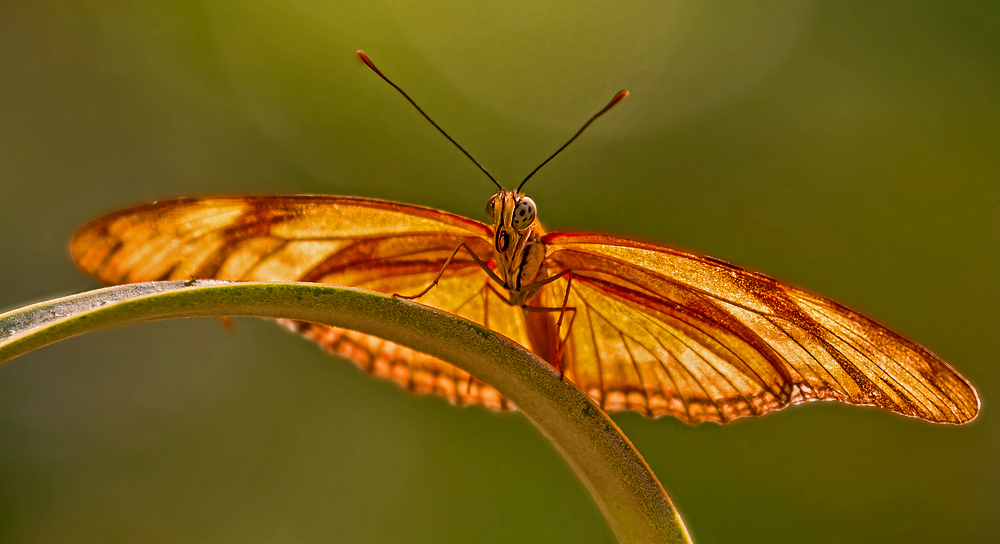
[72,196,513,409]
[540,233,979,424]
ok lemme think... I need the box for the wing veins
[293,232,487,244]
[565,251,777,318]
[174,207,253,232]
[109,208,259,281]
[574,272,781,404]
[236,239,292,280]
[583,289,758,410]
[618,327,693,421]
[771,301,917,415]
[618,329,655,417]
[581,296,728,419]
[646,320,728,420]
[685,290,789,401]
[689,275,941,409]
[642,312,752,415]
[822,315,945,417]
[581,295,607,407]
[763,314,851,399]
[788,308,927,416]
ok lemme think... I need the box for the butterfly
[69,52,979,425]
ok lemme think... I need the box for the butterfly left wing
[287,249,537,410]
[536,233,979,424]
[71,195,521,409]
[72,195,494,284]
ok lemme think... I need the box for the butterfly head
[486,189,538,284]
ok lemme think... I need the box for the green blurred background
[1,1,997,542]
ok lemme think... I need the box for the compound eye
[511,197,536,230]
[485,195,498,221]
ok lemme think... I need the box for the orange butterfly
[70,52,979,425]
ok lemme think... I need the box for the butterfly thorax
[486,189,545,306]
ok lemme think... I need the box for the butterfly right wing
[537,233,978,424]
[71,195,522,409]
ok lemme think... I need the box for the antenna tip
[357,50,376,69]
[611,89,629,106]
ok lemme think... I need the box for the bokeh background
[1,1,997,542]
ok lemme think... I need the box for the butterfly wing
[536,233,979,424]
[72,198,979,423]
[71,195,521,408]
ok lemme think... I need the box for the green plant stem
[0,280,691,544]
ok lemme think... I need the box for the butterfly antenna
[516,90,628,193]
[357,51,502,190]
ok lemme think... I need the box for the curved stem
[0,280,691,544]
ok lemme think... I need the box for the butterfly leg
[553,274,576,375]
[395,243,504,300]
[520,270,577,380]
